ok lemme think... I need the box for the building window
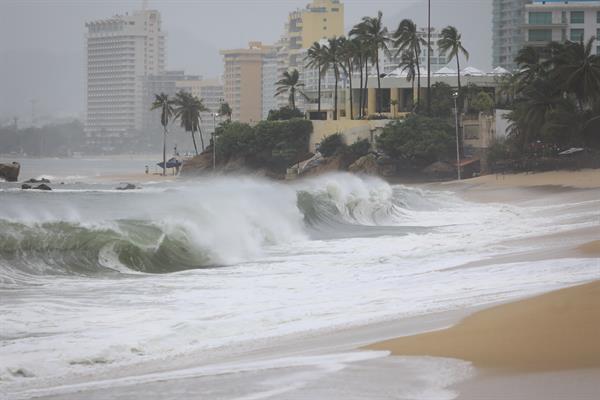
[597,11,600,23]
[528,12,552,25]
[570,11,584,24]
[570,29,584,42]
[529,29,552,42]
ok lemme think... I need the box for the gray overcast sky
[0,0,491,123]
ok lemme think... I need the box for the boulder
[299,154,345,177]
[34,184,52,191]
[180,151,213,175]
[348,154,379,175]
[116,183,137,190]
[21,183,32,190]
[26,177,50,184]
[0,162,20,182]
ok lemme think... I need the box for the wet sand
[368,280,600,371]
[465,169,600,189]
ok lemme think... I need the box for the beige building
[286,0,345,67]
[220,42,274,123]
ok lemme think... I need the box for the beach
[1,166,599,400]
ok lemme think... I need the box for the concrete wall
[310,119,390,152]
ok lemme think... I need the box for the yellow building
[287,0,344,67]
[220,42,273,124]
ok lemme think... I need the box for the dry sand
[464,169,600,189]
[368,281,600,372]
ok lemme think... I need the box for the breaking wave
[0,174,438,282]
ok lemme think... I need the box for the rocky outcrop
[21,183,32,190]
[116,183,137,190]
[298,153,346,177]
[25,178,50,184]
[0,162,20,182]
[34,184,52,191]
[180,151,213,176]
[348,154,379,175]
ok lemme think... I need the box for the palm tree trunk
[415,47,421,112]
[191,131,199,156]
[317,67,322,114]
[334,68,339,120]
[376,53,382,115]
[348,61,354,120]
[411,78,415,111]
[291,87,296,110]
[162,125,167,176]
[363,58,369,117]
[358,56,364,119]
[198,126,205,152]
[456,56,463,157]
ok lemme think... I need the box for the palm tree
[349,21,371,118]
[150,93,174,176]
[305,41,327,114]
[322,37,343,120]
[438,26,470,102]
[339,37,358,119]
[394,19,426,111]
[351,12,389,115]
[398,51,417,110]
[555,37,600,110]
[219,102,232,121]
[173,90,208,155]
[275,69,308,110]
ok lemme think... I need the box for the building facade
[524,0,600,54]
[220,42,274,123]
[85,8,166,150]
[384,28,448,74]
[492,0,531,71]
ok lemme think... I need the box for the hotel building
[85,8,166,150]
[492,0,531,71]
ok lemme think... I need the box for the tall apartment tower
[492,0,531,71]
[220,42,274,123]
[85,8,166,150]
[287,0,345,67]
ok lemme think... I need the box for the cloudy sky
[0,0,491,123]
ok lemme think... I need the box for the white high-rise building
[85,8,166,150]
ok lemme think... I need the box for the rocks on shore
[116,183,138,190]
[0,162,20,182]
[22,183,52,190]
[25,177,51,184]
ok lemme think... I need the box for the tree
[555,38,600,110]
[267,106,304,121]
[173,90,208,155]
[151,93,174,175]
[322,37,343,120]
[339,37,358,119]
[305,41,328,114]
[429,82,454,117]
[437,26,469,102]
[398,51,417,110]
[318,133,345,157]
[377,115,455,167]
[219,102,232,121]
[351,12,389,115]
[275,69,308,110]
[394,19,426,111]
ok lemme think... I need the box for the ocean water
[1,164,599,399]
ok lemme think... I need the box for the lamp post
[212,113,219,170]
[452,91,461,180]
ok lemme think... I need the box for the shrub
[318,133,345,157]
[348,139,371,158]
[377,114,455,167]
[267,107,305,121]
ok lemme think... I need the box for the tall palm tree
[173,90,208,155]
[322,37,343,120]
[275,69,308,110]
[394,19,426,111]
[398,51,417,110]
[339,37,358,119]
[555,37,600,110]
[438,26,470,100]
[150,93,174,176]
[351,11,389,115]
[349,21,371,118]
[305,41,327,114]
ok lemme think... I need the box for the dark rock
[116,183,137,190]
[26,177,50,184]
[0,162,20,182]
[180,151,213,175]
[348,154,379,175]
[21,183,32,189]
[34,184,52,191]
[299,154,346,177]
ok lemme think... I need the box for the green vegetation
[437,26,469,105]
[275,69,308,110]
[377,115,455,167]
[215,119,312,175]
[505,39,600,151]
[267,107,305,121]
[318,133,345,157]
[172,90,208,155]
[393,19,426,111]
[218,102,233,121]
